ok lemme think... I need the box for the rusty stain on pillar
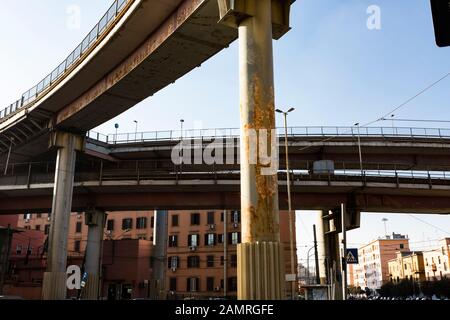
[218,0,293,300]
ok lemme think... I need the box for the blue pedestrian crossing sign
[346,249,358,264]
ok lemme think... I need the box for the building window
[35,225,41,231]
[232,211,241,223]
[229,232,241,245]
[44,224,50,235]
[188,256,200,268]
[75,222,82,233]
[191,213,200,226]
[169,278,177,291]
[74,240,81,252]
[107,220,114,231]
[122,218,133,230]
[220,212,225,222]
[220,256,224,265]
[151,217,155,228]
[168,256,179,269]
[16,245,22,255]
[207,255,215,268]
[187,278,199,292]
[207,212,215,225]
[172,215,179,227]
[400,244,404,249]
[231,254,237,268]
[444,262,448,271]
[205,233,216,246]
[136,217,147,229]
[218,234,224,244]
[228,277,238,292]
[24,213,32,220]
[188,234,199,247]
[207,277,215,292]
[169,235,178,248]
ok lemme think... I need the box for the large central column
[237,0,285,300]
[81,209,106,300]
[42,131,84,300]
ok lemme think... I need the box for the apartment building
[388,251,426,283]
[423,238,450,281]
[17,209,297,299]
[352,233,410,290]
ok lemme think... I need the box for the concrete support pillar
[42,131,84,300]
[237,0,284,300]
[81,209,106,300]
[150,210,168,300]
[316,211,328,285]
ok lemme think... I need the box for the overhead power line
[407,214,450,236]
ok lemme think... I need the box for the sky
[1,1,450,264]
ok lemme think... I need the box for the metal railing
[2,159,450,186]
[0,0,131,122]
[86,126,450,145]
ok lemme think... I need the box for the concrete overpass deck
[1,161,450,214]
[0,0,237,163]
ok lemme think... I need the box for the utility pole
[313,225,320,285]
[223,210,228,298]
[341,203,347,300]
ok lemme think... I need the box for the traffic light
[430,0,450,47]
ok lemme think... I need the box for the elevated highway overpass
[1,0,448,300]
[0,0,239,163]
[1,165,450,214]
[2,125,450,215]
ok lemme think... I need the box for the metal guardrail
[86,126,450,145]
[2,160,450,185]
[0,0,131,122]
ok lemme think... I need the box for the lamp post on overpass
[134,120,138,141]
[276,107,296,299]
[354,123,363,178]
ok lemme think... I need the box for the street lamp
[134,120,138,141]
[114,123,119,144]
[382,218,389,239]
[180,119,185,140]
[306,246,315,285]
[354,123,363,178]
[276,107,296,299]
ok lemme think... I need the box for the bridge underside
[0,0,237,164]
[1,181,450,214]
